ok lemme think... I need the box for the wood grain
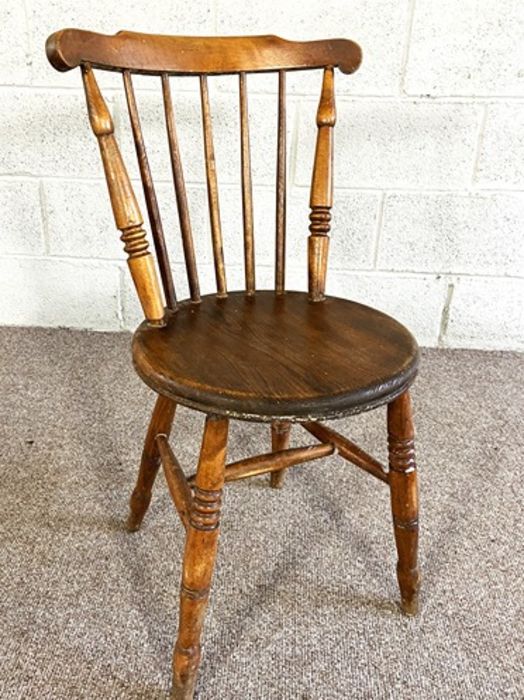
[157,434,193,530]
[269,420,291,488]
[187,442,333,483]
[308,67,335,302]
[162,73,200,302]
[200,76,227,297]
[123,70,176,310]
[47,30,362,75]
[275,70,287,294]
[132,291,419,421]
[127,395,176,531]
[81,64,165,324]
[388,391,420,615]
[172,416,229,700]
[303,420,389,482]
[47,31,423,700]
[239,72,255,295]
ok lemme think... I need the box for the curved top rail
[46,29,362,75]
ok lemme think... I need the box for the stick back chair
[46,29,421,700]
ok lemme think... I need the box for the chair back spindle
[308,66,336,302]
[123,70,177,310]
[239,72,256,295]
[81,64,165,324]
[275,70,287,294]
[162,74,201,302]
[200,75,228,297]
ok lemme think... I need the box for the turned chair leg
[127,394,177,532]
[172,415,229,700]
[387,390,420,616]
[269,420,291,489]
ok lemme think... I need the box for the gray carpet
[0,326,522,700]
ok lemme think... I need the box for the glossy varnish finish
[127,394,176,531]
[161,73,200,302]
[275,70,287,294]
[81,64,165,324]
[239,72,256,295]
[303,420,390,483]
[387,392,420,615]
[174,415,229,700]
[46,30,362,75]
[308,67,335,302]
[132,291,419,420]
[123,71,177,310]
[46,29,423,700]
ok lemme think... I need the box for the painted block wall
[0,0,522,350]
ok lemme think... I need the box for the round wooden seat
[132,291,419,421]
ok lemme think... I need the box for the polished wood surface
[133,291,419,421]
[123,70,177,310]
[221,442,333,482]
[46,30,362,75]
[239,72,256,295]
[47,28,424,700]
[270,420,291,488]
[172,415,229,700]
[308,67,335,302]
[200,75,227,297]
[81,64,165,324]
[275,71,287,294]
[388,391,420,615]
[162,73,200,302]
[127,395,176,531]
[303,421,389,483]
[47,31,361,313]
[157,434,193,530]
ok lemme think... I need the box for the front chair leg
[127,394,177,532]
[269,420,291,489]
[387,390,420,616]
[172,415,229,700]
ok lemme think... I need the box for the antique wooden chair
[46,30,420,700]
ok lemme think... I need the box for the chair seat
[132,291,419,421]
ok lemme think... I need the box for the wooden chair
[46,30,421,700]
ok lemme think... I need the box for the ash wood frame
[47,29,421,700]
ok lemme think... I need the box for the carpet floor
[0,326,522,699]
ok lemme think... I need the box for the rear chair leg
[172,415,229,700]
[269,420,291,489]
[387,390,420,616]
[127,395,176,532]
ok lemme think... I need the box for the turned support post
[387,391,420,616]
[82,64,165,325]
[308,66,335,302]
[172,415,229,700]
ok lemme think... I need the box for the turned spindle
[387,391,420,615]
[81,64,165,325]
[308,66,336,302]
[123,70,177,310]
[172,416,229,700]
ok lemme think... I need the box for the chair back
[46,30,362,323]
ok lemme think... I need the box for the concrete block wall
[0,0,522,350]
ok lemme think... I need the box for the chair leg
[172,415,229,700]
[387,390,420,616]
[269,420,291,489]
[127,395,177,532]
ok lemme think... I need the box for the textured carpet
[0,326,522,700]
